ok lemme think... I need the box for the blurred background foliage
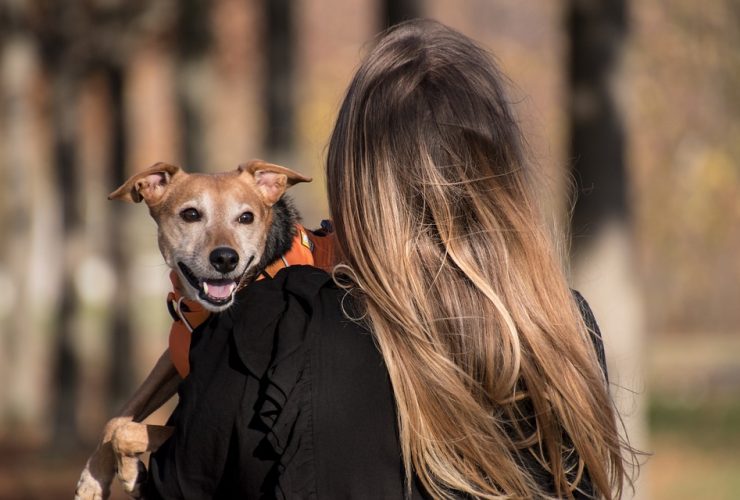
[0,0,738,498]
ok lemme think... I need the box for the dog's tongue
[203,280,236,299]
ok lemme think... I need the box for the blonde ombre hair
[327,20,634,499]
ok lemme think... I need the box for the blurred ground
[0,404,173,500]
[0,334,736,499]
[646,334,740,500]
[0,446,131,500]
[650,435,740,500]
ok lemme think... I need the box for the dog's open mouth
[177,260,251,307]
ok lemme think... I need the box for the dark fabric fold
[231,266,330,497]
[230,266,331,378]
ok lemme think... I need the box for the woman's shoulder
[571,290,608,380]
[571,290,600,336]
[264,265,368,337]
[229,264,338,338]
[227,265,373,377]
[248,264,335,299]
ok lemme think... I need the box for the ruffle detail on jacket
[231,265,331,498]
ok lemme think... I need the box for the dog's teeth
[202,282,209,294]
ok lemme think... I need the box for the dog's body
[75,160,312,500]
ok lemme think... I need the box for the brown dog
[75,160,311,499]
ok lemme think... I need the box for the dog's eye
[180,208,201,222]
[238,211,254,224]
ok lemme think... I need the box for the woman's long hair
[327,20,633,499]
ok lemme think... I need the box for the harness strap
[168,222,333,378]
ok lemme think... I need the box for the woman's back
[326,19,633,498]
[146,266,608,499]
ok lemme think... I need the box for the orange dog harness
[167,223,336,378]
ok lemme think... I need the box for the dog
[74,159,314,499]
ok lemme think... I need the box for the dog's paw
[75,436,118,500]
[116,454,147,498]
[74,467,110,500]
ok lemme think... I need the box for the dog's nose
[209,247,239,273]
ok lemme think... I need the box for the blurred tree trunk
[199,0,262,171]
[568,0,629,233]
[265,0,294,155]
[33,1,99,449]
[567,0,648,497]
[176,0,211,170]
[0,29,58,443]
[49,69,82,448]
[291,0,377,224]
[106,65,135,414]
[383,0,420,27]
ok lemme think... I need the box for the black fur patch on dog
[258,196,300,270]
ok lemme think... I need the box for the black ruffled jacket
[145,266,605,499]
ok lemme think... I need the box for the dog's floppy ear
[238,160,312,206]
[109,162,182,205]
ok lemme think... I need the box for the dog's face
[110,160,311,312]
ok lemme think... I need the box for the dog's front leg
[75,350,180,500]
[111,422,174,498]
[75,415,134,500]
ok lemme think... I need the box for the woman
[146,20,633,499]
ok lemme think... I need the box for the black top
[145,266,606,499]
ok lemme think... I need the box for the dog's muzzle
[177,255,254,308]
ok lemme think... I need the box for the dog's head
[109,160,311,312]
